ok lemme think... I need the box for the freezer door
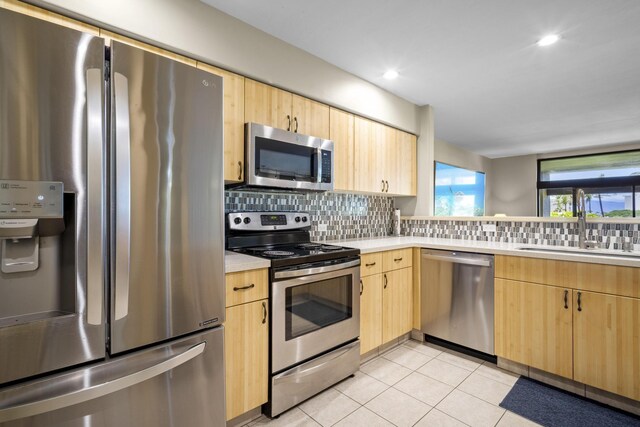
[109,42,225,354]
[0,10,106,384]
[0,327,225,427]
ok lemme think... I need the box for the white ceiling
[201,0,640,158]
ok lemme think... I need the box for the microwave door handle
[114,72,131,321]
[86,68,104,326]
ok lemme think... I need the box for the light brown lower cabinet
[382,267,413,343]
[224,299,268,421]
[360,274,383,354]
[359,251,412,355]
[495,278,573,379]
[573,290,640,401]
[496,273,640,401]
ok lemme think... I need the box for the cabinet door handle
[577,291,582,312]
[383,273,388,289]
[394,257,403,262]
[237,161,243,181]
[294,116,299,132]
[365,262,376,267]
[564,290,568,309]
[286,114,291,131]
[360,279,363,296]
[381,180,385,192]
[385,180,389,192]
[233,283,255,291]
[262,301,267,324]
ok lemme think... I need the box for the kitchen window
[537,150,640,217]
[434,161,486,216]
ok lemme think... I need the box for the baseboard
[497,357,640,416]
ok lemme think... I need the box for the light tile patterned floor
[246,340,542,427]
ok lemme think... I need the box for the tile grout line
[300,389,361,427]
[494,410,508,427]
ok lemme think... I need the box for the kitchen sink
[517,246,640,259]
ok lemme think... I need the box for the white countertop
[225,251,270,273]
[224,236,640,273]
[326,236,640,268]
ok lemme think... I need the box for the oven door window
[255,136,317,182]
[285,274,352,340]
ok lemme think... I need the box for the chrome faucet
[576,189,597,249]
[576,189,587,249]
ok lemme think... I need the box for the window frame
[536,149,640,217]
[433,160,486,217]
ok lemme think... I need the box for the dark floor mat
[500,377,640,427]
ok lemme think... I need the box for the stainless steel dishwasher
[420,249,495,355]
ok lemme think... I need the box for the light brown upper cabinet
[196,63,245,183]
[329,108,355,191]
[395,130,417,196]
[292,94,330,139]
[245,79,329,139]
[354,117,417,196]
[100,31,196,66]
[1,0,100,35]
[354,117,386,194]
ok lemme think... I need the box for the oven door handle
[274,259,360,279]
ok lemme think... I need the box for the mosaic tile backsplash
[225,190,394,240]
[225,190,639,248]
[401,219,640,249]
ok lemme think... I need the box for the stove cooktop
[226,211,360,267]
[232,242,360,268]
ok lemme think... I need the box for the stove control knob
[243,217,251,224]
[295,216,301,223]
[233,217,242,225]
[302,216,308,223]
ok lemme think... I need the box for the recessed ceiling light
[383,70,399,80]
[537,34,560,47]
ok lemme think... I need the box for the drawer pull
[237,161,243,181]
[233,283,255,291]
[394,257,403,262]
[365,262,377,267]
[384,274,388,289]
[360,279,363,295]
[564,290,568,309]
[262,301,267,324]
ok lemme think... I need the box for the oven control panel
[228,211,310,231]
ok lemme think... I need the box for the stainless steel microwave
[245,123,334,192]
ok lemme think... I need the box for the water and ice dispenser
[0,180,69,325]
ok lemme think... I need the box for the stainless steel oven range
[227,211,360,417]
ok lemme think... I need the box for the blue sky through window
[434,162,485,216]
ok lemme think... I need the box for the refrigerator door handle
[114,72,131,321]
[0,342,206,423]
[86,68,104,326]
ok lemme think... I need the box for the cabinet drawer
[225,269,268,307]
[383,248,412,271]
[360,252,383,277]
[495,255,640,298]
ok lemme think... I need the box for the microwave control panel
[0,180,64,218]
[320,150,332,183]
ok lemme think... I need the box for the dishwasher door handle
[421,254,492,267]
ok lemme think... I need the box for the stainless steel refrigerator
[0,9,225,426]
